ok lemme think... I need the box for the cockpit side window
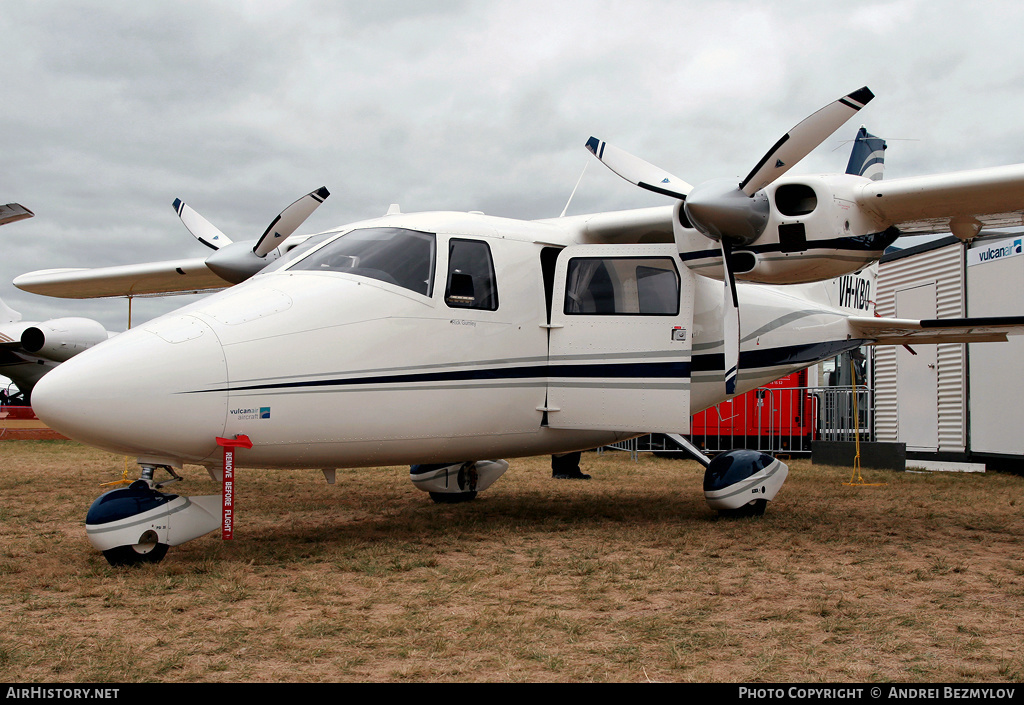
[284,227,436,296]
[444,238,498,311]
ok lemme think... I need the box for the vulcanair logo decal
[230,407,271,420]
[968,238,1024,266]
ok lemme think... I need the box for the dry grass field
[1,440,1022,683]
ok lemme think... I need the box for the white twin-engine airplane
[15,87,1024,565]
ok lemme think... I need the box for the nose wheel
[101,529,169,566]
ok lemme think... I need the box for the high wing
[0,203,34,226]
[849,315,1024,345]
[565,164,1024,245]
[13,258,227,299]
[14,188,329,300]
[16,208,675,300]
[540,206,674,243]
[855,164,1024,236]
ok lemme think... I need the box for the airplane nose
[32,314,229,462]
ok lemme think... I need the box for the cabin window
[444,238,498,310]
[564,257,679,315]
[285,227,436,296]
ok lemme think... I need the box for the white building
[874,232,1024,467]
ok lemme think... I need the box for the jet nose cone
[32,314,229,461]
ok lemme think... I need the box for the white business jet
[0,297,115,403]
[1,206,114,403]
[15,87,1024,565]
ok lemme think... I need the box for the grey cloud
[3,0,1024,345]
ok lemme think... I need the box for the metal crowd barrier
[598,385,873,458]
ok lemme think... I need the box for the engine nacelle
[410,459,509,502]
[205,241,282,284]
[674,173,898,285]
[703,449,788,515]
[21,317,110,362]
[85,482,221,552]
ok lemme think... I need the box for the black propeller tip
[585,136,600,156]
[315,186,330,201]
[847,86,874,107]
[172,198,183,213]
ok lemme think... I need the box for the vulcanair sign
[968,237,1023,267]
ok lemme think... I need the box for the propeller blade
[721,241,740,396]
[739,86,874,196]
[253,186,330,257]
[173,198,233,251]
[585,137,692,200]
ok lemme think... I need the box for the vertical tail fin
[0,298,22,324]
[845,126,886,180]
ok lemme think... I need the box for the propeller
[253,187,330,257]
[173,187,330,284]
[584,138,691,199]
[173,199,232,250]
[588,87,874,395]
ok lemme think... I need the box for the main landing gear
[409,459,509,503]
[702,449,788,517]
[85,464,221,567]
[663,435,788,517]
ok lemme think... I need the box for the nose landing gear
[85,464,222,566]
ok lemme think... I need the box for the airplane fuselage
[31,210,865,470]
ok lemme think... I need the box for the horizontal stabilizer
[849,315,1024,345]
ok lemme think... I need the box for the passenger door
[545,244,694,432]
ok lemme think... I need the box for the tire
[101,541,169,567]
[719,498,767,518]
[428,491,477,504]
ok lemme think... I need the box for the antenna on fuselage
[559,161,590,218]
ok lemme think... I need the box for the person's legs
[551,451,589,479]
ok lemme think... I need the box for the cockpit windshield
[281,227,436,296]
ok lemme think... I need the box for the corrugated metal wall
[875,241,966,452]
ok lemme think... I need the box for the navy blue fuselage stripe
[186,361,693,394]
[183,339,868,394]
[692,339,870,372]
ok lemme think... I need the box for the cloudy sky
[4,0,1024,339]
